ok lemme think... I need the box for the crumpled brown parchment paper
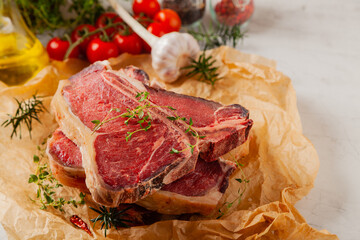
[0,46,338,239]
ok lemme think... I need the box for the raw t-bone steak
[47,129,237,215]
[51,61,252,206]
[47,130,87,193]
[137,156,236,215]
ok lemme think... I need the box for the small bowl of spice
[162,0,206,26]
[210,0,254,27]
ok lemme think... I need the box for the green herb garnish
[182,51,221,86]
[168,116,205,155]
[217,159,249,219]
[1,95,46,139]
[90,205,132,237]
[91,92,153,140]
[188,22,246,49]
[15,0,105,33]
[28,146,85,212]
[91,92,204,154]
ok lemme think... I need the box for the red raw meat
[47,129,236,215]
[50,62,252,206]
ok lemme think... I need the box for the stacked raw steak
[47,61,253,215]
[48,129,240,215]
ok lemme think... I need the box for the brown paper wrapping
[0,47,338,239]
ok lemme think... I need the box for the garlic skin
[151,32,200,83]
[108,0,200,83]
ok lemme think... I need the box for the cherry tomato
[142,22,171,53]
[113,32,143,55]
[134,14,152,28]
[153,9,181,32]
[86,38,119,63]
[96,12,123,36]
[132,0,160,18]
[46,37,79,61]
[148,22,172,37]
[71,24,98,52]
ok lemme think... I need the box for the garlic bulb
[108,0,200,83]
[151,32,200,82]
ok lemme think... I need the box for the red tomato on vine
[113,32,143,55]
[46,37,79,61]
[71,24,98,52]
[132,0,160,18]
[153,9,181,32]
[86,38,119,63]
[96,12,123,36]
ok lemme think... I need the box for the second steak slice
[47,129,236,215]
[52,62,252,206]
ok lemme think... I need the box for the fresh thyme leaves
[28,146,85,212]
[90,205,132,237]
[91,92,153,140]
[182,51,221,86]
[15,0,65,33]
[68,0,105,28]
[136,91,149,102]
[168,116,205,155]
[91,92,204,154]
[188,23,246,49]
[15,0,106,33]
[1,95,46,139]
[217,159,249,219]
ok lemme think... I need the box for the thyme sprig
[91,92,204,154]
[168,116,205,155]
[91,92,153,141]
[1,95,46,139]
[182,51,221,86]
[217,159,249,219]
[28,145,85,212]
[188,22,246,49]
[90,205,132,237]
[16,0,106,33]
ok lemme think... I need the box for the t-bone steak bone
[47,129,236,215]
[51,61,252,206]
[123,65,253,161]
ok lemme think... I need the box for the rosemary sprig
[90,205,132,237]
[185,23,245,86]
[182,51,221,86]
[1,95,46,139]
[188,22,246,49]
[91,92,204,154]
[217,159,249,219]
[28,145,85,212]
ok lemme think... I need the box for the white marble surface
[240,0,360,239]
[1,1,359,239]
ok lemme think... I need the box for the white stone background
[241,1,360,239]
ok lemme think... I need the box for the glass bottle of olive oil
[0,0,49,86]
